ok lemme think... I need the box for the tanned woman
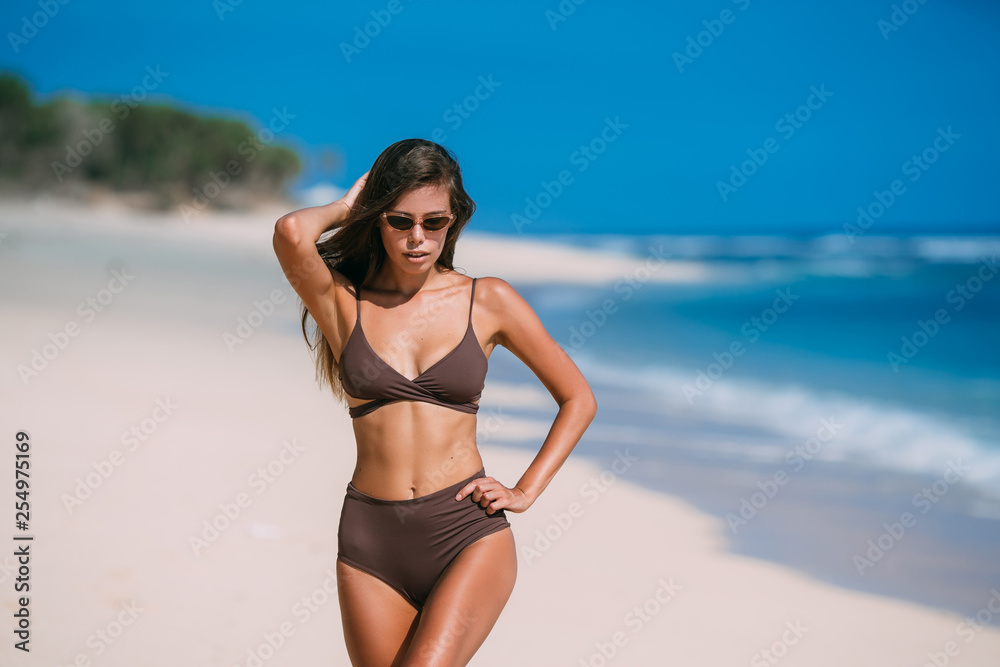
[272,138,597,666]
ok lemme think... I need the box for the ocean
[489,232,1000,508]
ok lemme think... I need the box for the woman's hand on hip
[456,475,532,514]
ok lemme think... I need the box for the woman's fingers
[456,477,484,502]
[339,170,370,211]
[457,476,494,504]
[456,477,516,514]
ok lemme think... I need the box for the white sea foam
[546,232,1000,271]
[572,353,1000,502]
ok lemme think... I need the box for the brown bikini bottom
[337,466,511,610]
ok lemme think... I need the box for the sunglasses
[380,211,456,232]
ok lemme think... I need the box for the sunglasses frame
[380,211,456,232]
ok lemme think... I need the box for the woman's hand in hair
[275,170,372,244]
[333,170,370,222]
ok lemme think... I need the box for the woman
[272,139,597,666]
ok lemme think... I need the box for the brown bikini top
[338,278,487,419]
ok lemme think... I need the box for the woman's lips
[404,252,428,262]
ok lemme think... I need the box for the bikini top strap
[353,281,362,321]
[469,277,477,324]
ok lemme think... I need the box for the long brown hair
[300,138,477,399]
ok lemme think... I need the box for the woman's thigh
[337,559,421,667]
[402,527,517,666]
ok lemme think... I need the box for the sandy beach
[1,198,999,666]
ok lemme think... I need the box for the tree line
[0,73,301,211]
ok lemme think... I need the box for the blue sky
[2,0,998,235]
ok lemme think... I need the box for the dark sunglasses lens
[423,217,451,231]
[385,215,413,230]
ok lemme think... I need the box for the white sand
[1,198,998,666]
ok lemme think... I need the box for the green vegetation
[0,73,301,211]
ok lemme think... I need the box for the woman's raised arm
[275,170,369,247]
[272,171,368,304]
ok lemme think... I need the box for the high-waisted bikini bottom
[337,467,511,610]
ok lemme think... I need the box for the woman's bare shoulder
[473,276,521,304]
[470,276,532,339]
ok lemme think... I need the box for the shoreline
[478,345,1000,625]
[0,196,711,285]
[2,198,1000,664]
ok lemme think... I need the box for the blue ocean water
[501,233,1000,503]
